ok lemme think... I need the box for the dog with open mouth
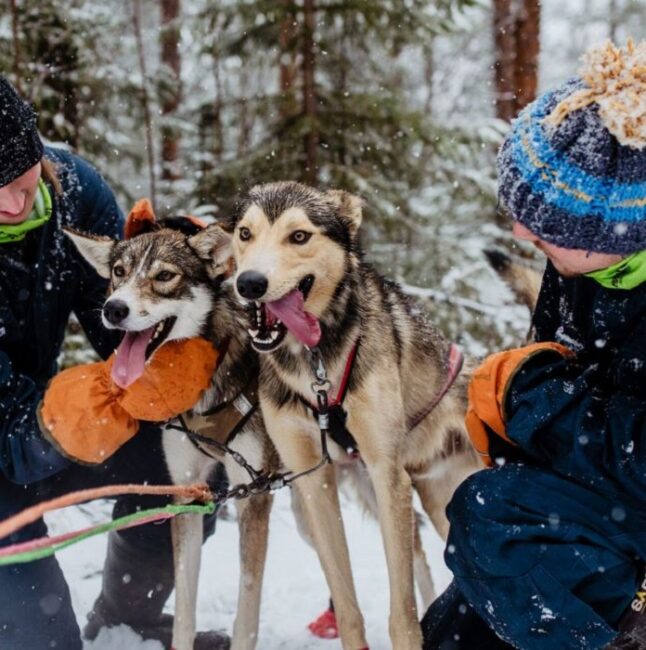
[224,181,482,650]
[65,205,279,650]
[65,199,440,649]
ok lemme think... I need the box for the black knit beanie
[0,76,44,188]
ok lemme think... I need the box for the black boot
[606,573,646,650]
[84,532,230,650]
[421,581,514,650]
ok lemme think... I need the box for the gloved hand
[38,338,219,464]
[465,342,573,466]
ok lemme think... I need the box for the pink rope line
[0,511,174,558]
[0,483,212,541]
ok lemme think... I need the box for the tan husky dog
[221,181,481,650]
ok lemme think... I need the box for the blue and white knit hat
[498,40,646,254]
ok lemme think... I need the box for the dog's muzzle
[103,299,130,326]
[236,271,268,300]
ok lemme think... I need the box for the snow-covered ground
[48,488,452,649]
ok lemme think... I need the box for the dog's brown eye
[239,227,252,241]
[113,265,125,278]
[155,270,177,282]
[290,230,312,245]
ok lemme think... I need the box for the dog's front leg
[230,492,271,650]
[263,403,367,650]
[349,398,422,649]
[171,509,203,650]
[226,444,273,650]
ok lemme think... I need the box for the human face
[512,222,624,277]
[0,163,42,225]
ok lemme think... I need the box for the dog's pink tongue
[266,290,321,347]
[111,327,155,388]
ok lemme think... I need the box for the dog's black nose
[103,299,130,325]
[236,271,268,300]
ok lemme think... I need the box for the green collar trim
[0,179,53,245]
[585,249,646,290]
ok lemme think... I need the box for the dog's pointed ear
[187,224,234,279]
[64,228,114,279]
[125,198,157,239]
[327,190,363,237]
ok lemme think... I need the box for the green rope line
[0,501,216,567]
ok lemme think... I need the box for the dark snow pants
[438,463,646,650]
[0,425,219,650]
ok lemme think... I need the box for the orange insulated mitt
[39,338,219,464]
[466,342,573,467]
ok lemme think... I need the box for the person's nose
[0,185,25,216]
[512,221,539,243]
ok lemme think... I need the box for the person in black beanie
[0,76,228,650]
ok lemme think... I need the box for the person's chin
[552,263,579,278]
[0,213,29,225]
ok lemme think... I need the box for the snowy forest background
[1,0,644,360]
[1,3,645,648]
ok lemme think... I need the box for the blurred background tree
[0,0,644,363]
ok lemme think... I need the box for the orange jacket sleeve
[466,342,573,467]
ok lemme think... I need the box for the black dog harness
[301,342,464,457]
[173,331,259,459]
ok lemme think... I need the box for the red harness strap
[407,342,464,431]
[304,341,463,459]
[327,342,359,407]
[301,342,360,456]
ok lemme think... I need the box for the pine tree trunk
[516,0,540,111]
[302,0,318,185]
[279,0,298,120]
[9,0,22,94]
[132,0,157,209]
[608,0,619,41]
[160,0,182,182]
[237,68,252,157]
[212,54,224,164]
[493,0,541,121]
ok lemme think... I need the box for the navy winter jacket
[0,147,123,484]
[506,260,646,505]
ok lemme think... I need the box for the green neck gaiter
[0,179,53,245]
[585,249,646,290]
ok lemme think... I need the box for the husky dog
[223,181,481,650]
[484,249,542,314]
[66,219,277,650]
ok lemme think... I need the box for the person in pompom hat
[0,76,228,650]
[421,40,646,649]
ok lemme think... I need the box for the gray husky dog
[66,217,277,650]
[222,181,481,650]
